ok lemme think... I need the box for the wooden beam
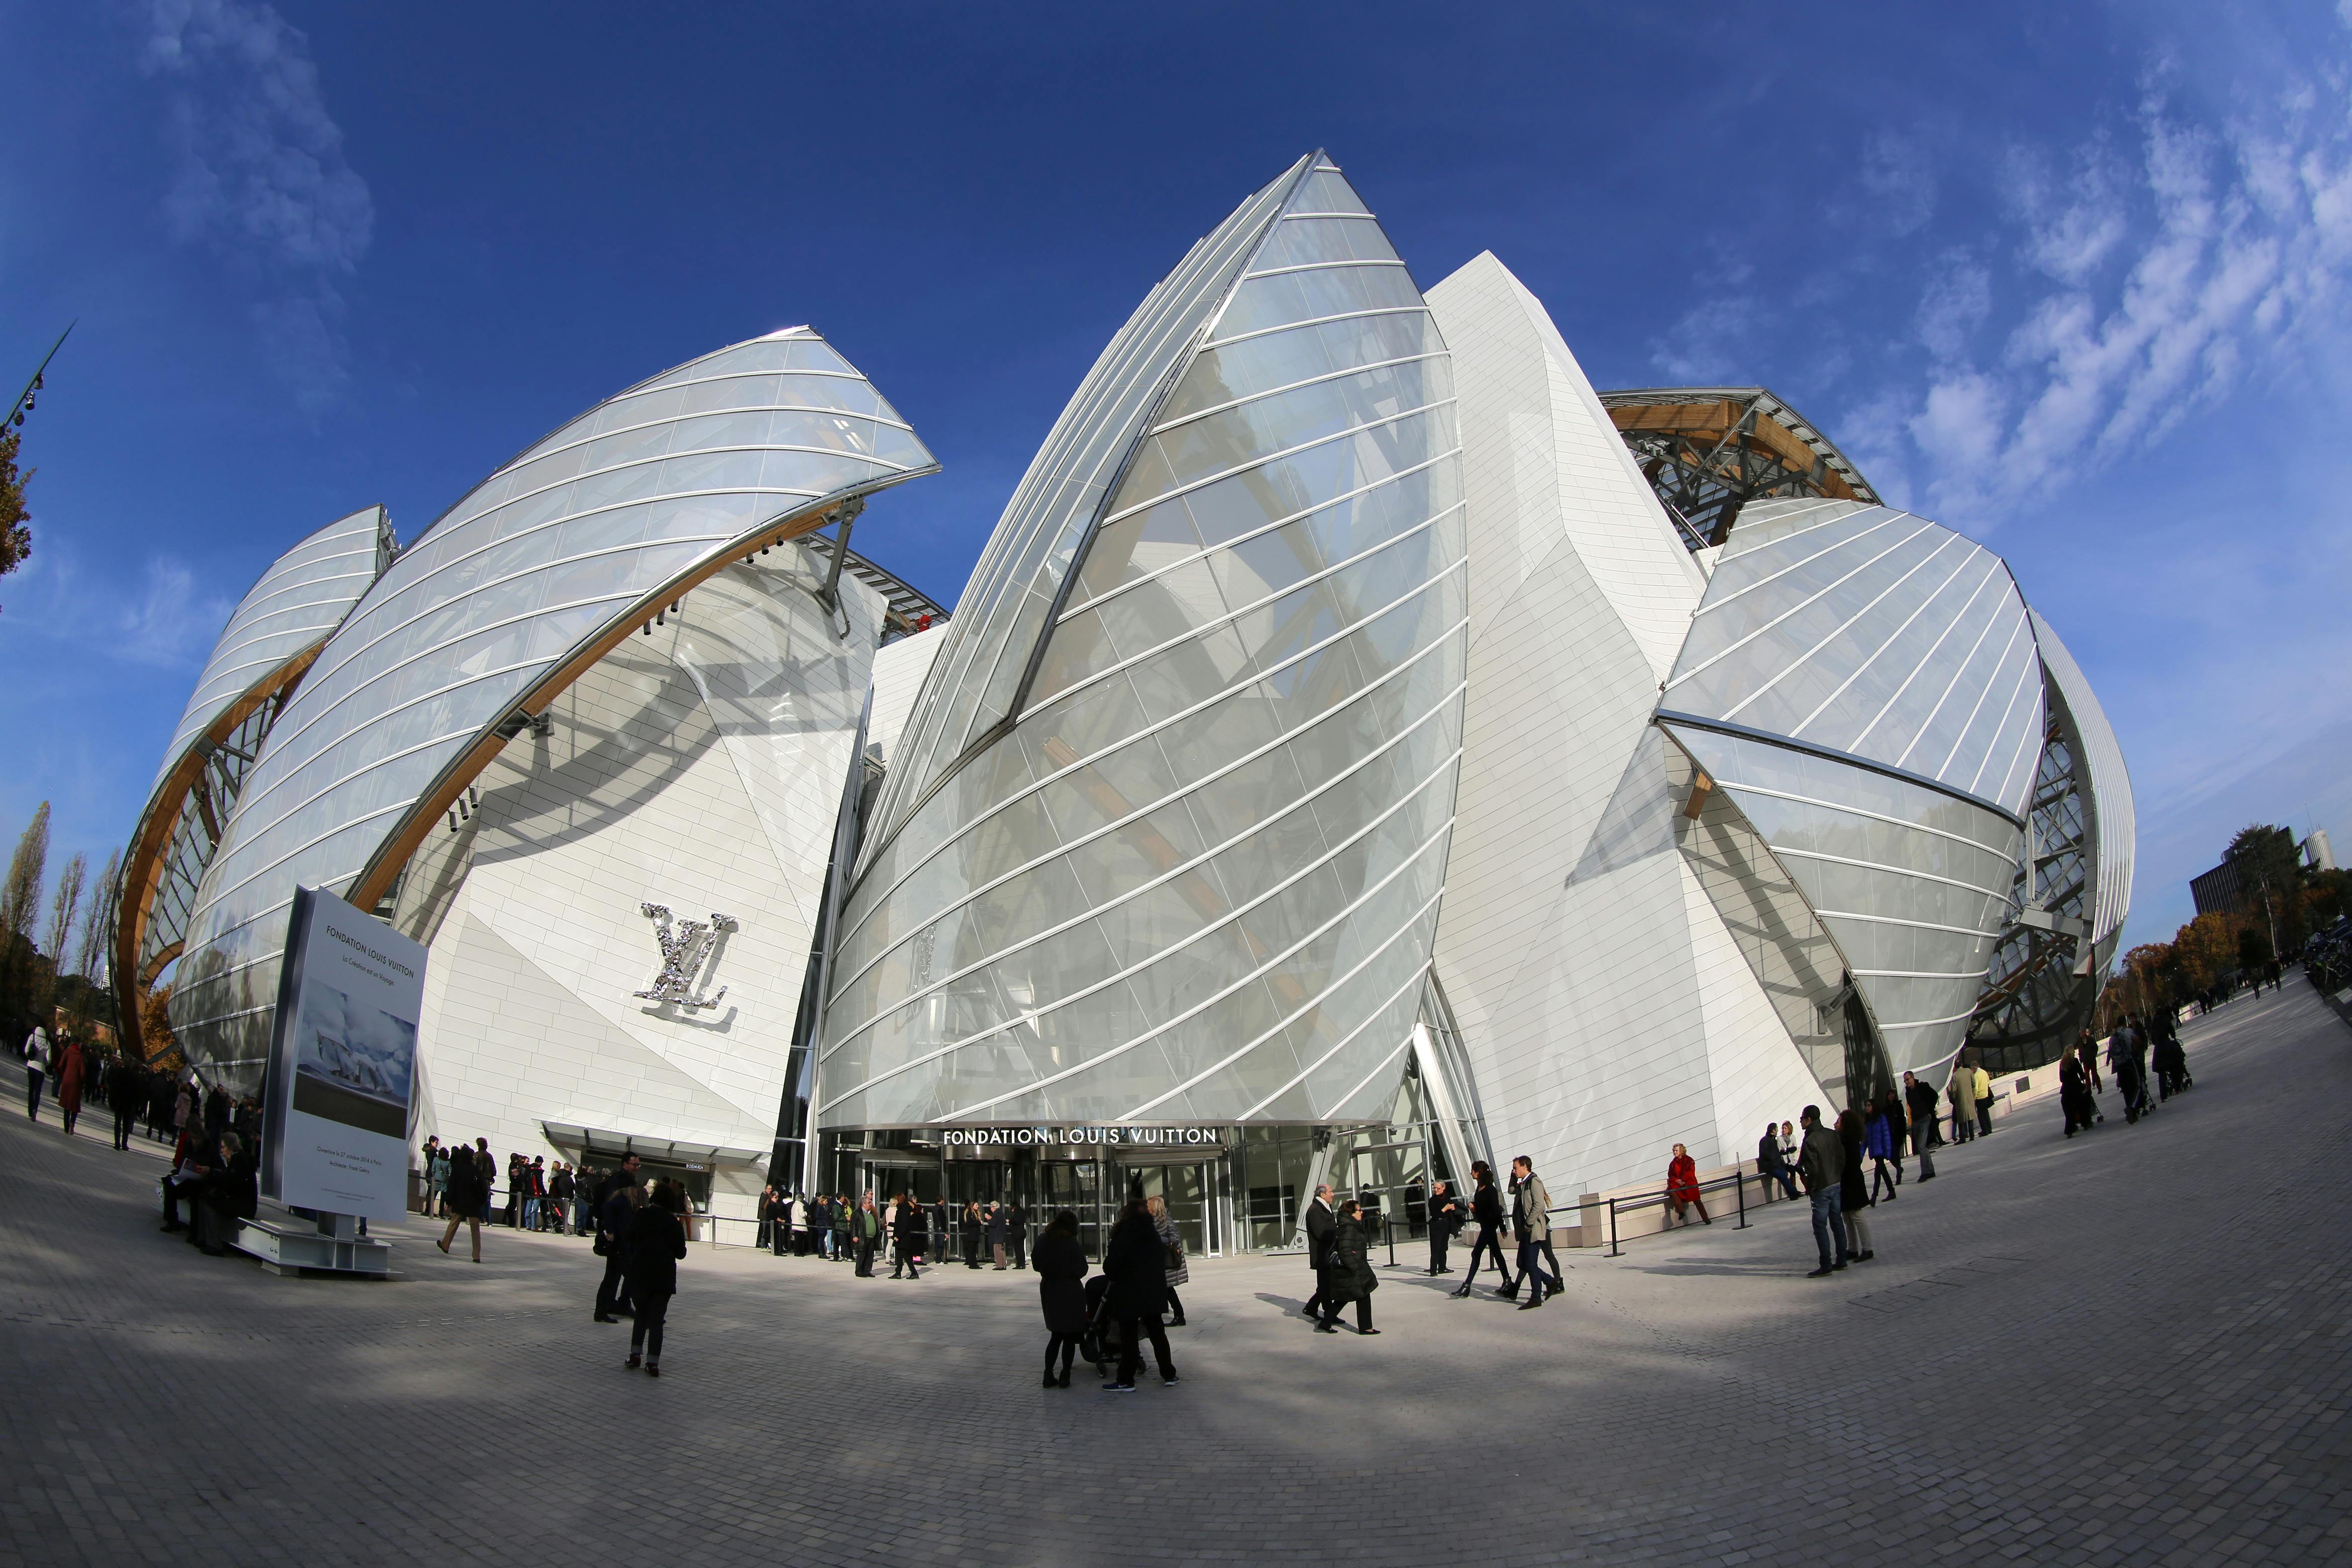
[113,644,323,1063]
[345,494,879,917]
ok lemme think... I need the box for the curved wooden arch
[344,481,918,917]
[114,644,324,1064]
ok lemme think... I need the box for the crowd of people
[748,1187,1035,1275]
[10,972,2234,1387]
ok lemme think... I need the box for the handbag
[1164,1239,1184,1270]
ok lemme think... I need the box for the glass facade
[1663,722,2024,1084]
[818,153,1467,1131]
[119,506,394,1062]
[1664,498,2044,821]
[172,328,938,1088]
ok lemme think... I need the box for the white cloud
[1647,296,1764,383]
[118,558,233,667]
[1855,133,1938,237]
[5,544,229,668]
[1860,88,2352,522]
[139,0,372,412]
[1916,252,1991,361]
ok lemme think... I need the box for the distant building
[2306,828,2336,873]
[2191,826,2298,917]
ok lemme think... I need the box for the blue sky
[2,1,2347,959]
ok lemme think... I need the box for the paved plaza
[5,984,2350,1567]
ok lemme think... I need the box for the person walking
[23,1023,49,1121]
[622,1180,688,1375]
[852,1192,882,1276]
[1099,1192,1176,1391]
[1300,1183,1338,1319]
[2108,1022,2145,1124]
[1506,1156,1560,1309]
[1425,1179,1463,1272]
[109,1055,141,1150]
[1798,1104,1848,1277]
[1865,1102,1899,1203]
[1972,1059,1994,1138]
[55,1037,86,1137]
[1452,1161,1514,1298]
[1314,1197,1381,1335]
[1947,1063,1973,1144]
[1007,1200,1029,1270]
[985,1199,1010,1269]
[438,1136,490,1263]
[1033,1209,1088,1387]
[890,1194,926,1278]
[592,1154,644,1319]
[1837,1107,1875,1262]
[2059,1047,2097,1137]
[1663,1143,1711,1227]
[1757,1124,1796,1202]
[1902,1072,1939,1178]
[1146,1193,1189,1326]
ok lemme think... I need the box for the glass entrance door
[1118,1161,1221,1259]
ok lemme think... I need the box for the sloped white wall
[1426,251,1719,1200]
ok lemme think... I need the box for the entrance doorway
[1115,1160,1226,1259]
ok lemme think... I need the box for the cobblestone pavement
[4,983,2348,1567]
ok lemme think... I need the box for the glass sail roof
[171,327,938,1077]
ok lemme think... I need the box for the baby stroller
[1080,1274,1128,1379]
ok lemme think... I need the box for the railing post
[1736,1170,1748,1230]
[1608,1197,1621,1258]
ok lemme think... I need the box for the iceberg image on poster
[290,980,417,1140]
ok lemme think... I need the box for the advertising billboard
[261,886,425,1218]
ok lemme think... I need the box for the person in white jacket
[24,1024,52,1121]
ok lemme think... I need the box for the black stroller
[1080,1274,1128,1379]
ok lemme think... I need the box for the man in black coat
[1007,1201,1029,1270]
[1300,1183,1337,1320]
[1425,1180,1463,1274]
[1902,1071,1941,1175]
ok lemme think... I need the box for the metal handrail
[1603,1169,1750,1257]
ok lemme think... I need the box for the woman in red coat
[1663,1143,1712,1228]
[56,1039,87,1137]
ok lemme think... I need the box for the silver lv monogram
[635,903,737,1009]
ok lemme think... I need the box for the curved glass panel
[170,329,938,1086]
[821,155,1468,1128]
[1665,498,2044,820]
[862,157,1309,860]
[1662,723,2024,1084]
[151,507,391,797]
[2027,609,2132,943]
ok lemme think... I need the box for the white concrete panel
[1426,252,1703,682]
[866,622,948,765]
[1423,254,1716,1200]
[670,550,883,938]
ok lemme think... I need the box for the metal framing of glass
[1967,611,2135,1073]
[819,152,1468,1131]
[115,505,393,1063]
[171,328,939,1086]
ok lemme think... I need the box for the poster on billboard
[260,885,426,1219]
